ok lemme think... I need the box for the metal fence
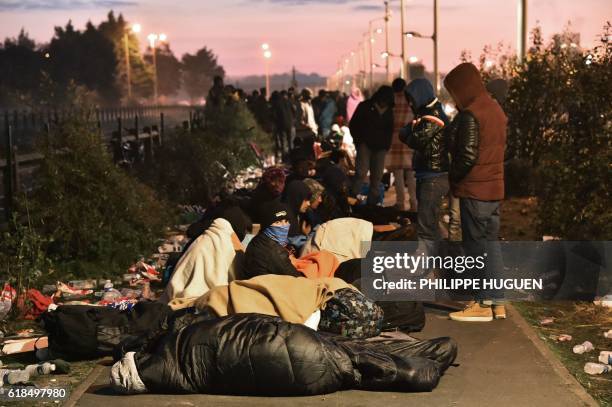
[0,105,197,222]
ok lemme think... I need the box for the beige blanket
[160,218,243,302]
[170,275,353,324]
[300,217,373,263]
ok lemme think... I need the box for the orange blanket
[291,250,339,279]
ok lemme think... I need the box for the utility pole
[517,0,528,61]
[433,0,439,93]
[369,23,374,91]
[400,0,406,79]
[124,33,132,100]
[384,1,390,83]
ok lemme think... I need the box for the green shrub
[148,101,272,205]
[22,116,175,278]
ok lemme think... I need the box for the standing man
[400,78,449,259]
[349,85,394,206]
[386,78,417,211]
[444,63,508,322]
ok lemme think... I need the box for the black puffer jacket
[400,79,450,173]
[243,233,300,279]
[121,314,456,395]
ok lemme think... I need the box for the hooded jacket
[444,63,507,201]
[243,232,300,279]
[400,78,449,175]
[349,99,394,151]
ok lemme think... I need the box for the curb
[64,363,106,407]
[508,304,599,407]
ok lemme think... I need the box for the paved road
[73,306,595,407]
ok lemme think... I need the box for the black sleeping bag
[40,302,172,361]
[117,314,456,396]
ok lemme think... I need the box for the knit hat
[260,166,287,196]
[260,201,290,230]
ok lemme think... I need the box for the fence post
[134,114,139,141]
[4,118,14,222]
[114,116,123,162]
[159,112,164,146]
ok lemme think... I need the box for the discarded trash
[0,283,16,320]
[604,330,612,339]
[539,317,555,325]
[584,362,611,375]
[599,351,612,365]
[573,341,594,354]
[593,294,612,308]
[68,280,97,290]
[549,334,572,342]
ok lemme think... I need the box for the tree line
[0,11,225,108]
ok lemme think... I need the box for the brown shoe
[449,302,493,322]
[493,305,507,319]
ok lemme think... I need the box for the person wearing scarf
[243,202,300,279]
[246,166,286,224]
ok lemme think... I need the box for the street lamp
[368,17,385,91]
[148,32,167,104]
[262,44,272,99]
[403,0,439,93]
[124,23,141,101]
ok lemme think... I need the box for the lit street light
[262,43,272,99]
[148,32,168,104]
[403,0,439,92]
[408,56,419,64]
[124,23,141,100]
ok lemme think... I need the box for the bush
[21,116,175,278]
[468,24,611,239]
[147,101,272,205]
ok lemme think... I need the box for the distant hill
[227,71,327,92]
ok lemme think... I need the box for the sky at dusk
[0,0,610,78]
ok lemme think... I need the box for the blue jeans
[352,144,387,206]
[460,198,504,305]
[416,175,449,258]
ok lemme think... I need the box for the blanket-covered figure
[111,314,457,396]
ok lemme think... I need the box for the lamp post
[400,0,406,79]
[124,23,141,101]
[262,43,272,99]
[404,0,439,93]
[368,19,384,92]
[517,0,527,61]
[148,32,167,104]
[384,1,390,83]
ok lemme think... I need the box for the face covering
[263,224,290,246]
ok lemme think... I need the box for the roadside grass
[515,301,612,406]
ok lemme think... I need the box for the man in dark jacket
[349,85,394,206]
[243,201,300,279]
[400,78,449,259]
[444,63,508,322]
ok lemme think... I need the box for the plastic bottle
[584,362,611,375]
[573,341,594,354]
[599,351,612,365]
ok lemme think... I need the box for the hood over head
[405,78,436,110]
[444,62,487,109]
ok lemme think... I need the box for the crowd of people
[198,62,509,322]
[36,62,511,397]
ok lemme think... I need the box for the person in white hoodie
[160,217,245,303]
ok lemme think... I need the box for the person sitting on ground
[317,164,352,222]
[244,166,286,224]
[282,180,313,249]
[243,202,300,279]
[303,178,325,230]
[284,159,315,186]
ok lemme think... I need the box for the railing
[1,105,199,222]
